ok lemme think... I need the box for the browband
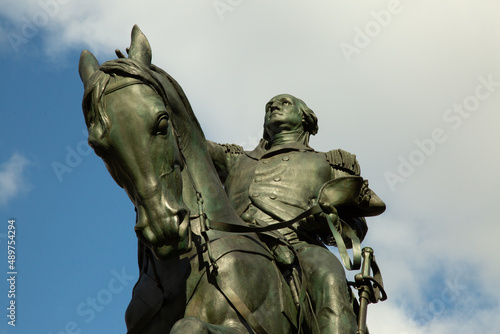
[104,78,144,95]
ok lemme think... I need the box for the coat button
[241,212,252,222]
[252,193,260,197]
[254,177,262,182]
[261,159,269,164]
[273,176,281,182]
[282,156,289,161]
[269,193,277,200]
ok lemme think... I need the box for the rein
[170,124,220,270]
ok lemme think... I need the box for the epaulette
[220,143,244,155]
[325,149,361,176]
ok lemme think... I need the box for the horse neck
[162,78,243,225]
[181,124,246,226]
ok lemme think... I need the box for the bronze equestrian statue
[78,25,386,334]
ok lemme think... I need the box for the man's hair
[295,96,318,136]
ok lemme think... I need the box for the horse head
[78,25,191,260]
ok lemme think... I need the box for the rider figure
[207,94,384,333]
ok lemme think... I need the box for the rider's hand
[319,197,339,216]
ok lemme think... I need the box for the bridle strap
[104,78,144,95]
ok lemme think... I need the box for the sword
[354,247,387,334]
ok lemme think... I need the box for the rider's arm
[323,149,370,244]
[206,141,244,184]
[325,149,385,216]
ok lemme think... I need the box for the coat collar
[245,139,314,160]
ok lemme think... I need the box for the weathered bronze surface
[78,25,386,334]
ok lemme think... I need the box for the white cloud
[368,291,500,334]
[0,153,32,205]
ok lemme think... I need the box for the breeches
[295,243,357,334]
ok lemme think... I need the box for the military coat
[208,140,367,243]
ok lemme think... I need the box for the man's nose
[269,102,280,112]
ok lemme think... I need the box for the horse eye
[156,116,169,135]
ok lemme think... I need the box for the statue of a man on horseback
[78,25,387,334]
[207,94,385,333]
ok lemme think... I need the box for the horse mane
[150,64,203,134]
[149,64,246,226]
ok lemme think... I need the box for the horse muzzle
[135,204,191,259]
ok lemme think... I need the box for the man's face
[264,94,303,137]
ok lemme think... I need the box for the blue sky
[1,1,500,333]
[1,39,138,333]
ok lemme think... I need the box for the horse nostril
[135,230,150,247]
[143,227,160,246]
[134,220,147,231]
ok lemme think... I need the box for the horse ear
[79,50,100,85]
[128,24,152,67]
